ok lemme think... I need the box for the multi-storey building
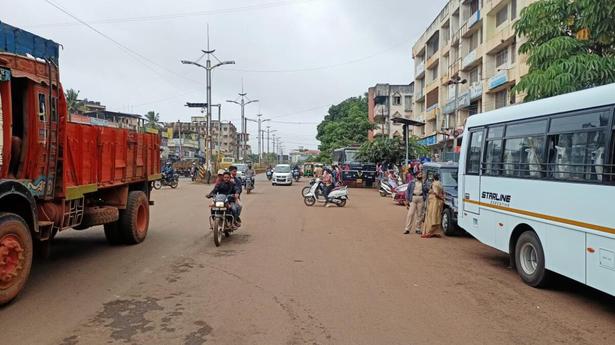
[190,116,239,158]
[367,83,414,140]
[412,0,536,159]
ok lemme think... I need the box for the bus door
[463,129,484,214]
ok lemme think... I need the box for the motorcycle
[304,178,348,207]
[292,169,301,182]
[154,172,179,189]
[244,176,254,194]
[266,169,273,181]
[208,194,238,247]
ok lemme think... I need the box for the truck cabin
[0,22,62,193]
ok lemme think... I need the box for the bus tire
[0,212,33,306]
[514,231,550,288]
[119,191,150,245]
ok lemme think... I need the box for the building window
[511,0,517,20]
[496,6,508,27]
[467,130,483,175]
[404,95,412,112]
[469,31,479,51]
[510,42,516,64]
[469,66,480,84]
[495,89,508,109]
[430,65,439,81]
[496,48,508,68]
[393,95,401,105]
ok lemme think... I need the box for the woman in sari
[422,173,444,238]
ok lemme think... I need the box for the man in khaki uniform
[403,171,426,235]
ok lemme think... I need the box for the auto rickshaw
[303,162,315,177]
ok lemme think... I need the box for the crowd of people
[377,161,445,239]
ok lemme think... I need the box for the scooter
[266,169,273,181]
[379,178,397,197]
[304,179,348,207]
[292,169,301,182]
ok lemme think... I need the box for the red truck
[0,22,160,304]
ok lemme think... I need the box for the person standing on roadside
[422,173,444,238]
[403,171,426,235]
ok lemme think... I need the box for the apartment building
[412,0,536,158]
[190,116,239,157]
[367,83,414,140]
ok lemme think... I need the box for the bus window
[466,130,483,175]
[547,130,606,181]
[484,139,503,175]
[503,136,545,178]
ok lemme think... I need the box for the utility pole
[177,120,182,160]
[256,114,270,163]
[181,25,235,173]
[227,85,258,161]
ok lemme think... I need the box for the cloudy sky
[4,0,447,151]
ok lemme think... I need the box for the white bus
[458,83,615,296]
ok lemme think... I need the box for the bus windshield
[345,150,359,163]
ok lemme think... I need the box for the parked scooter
[208,194,238,247]
[302,178,325,199]
[304,178,348,207]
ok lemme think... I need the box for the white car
[272,164,293,186]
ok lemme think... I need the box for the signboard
[488,70,509,90]
[457,91,470,110]
[470,82,483,100]
[418,134,437,146]
[70,114,91,124]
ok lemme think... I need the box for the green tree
[65,88,80,114]
[316,96,374,157]
[514,0,615,101]
[358,136,429,164]
[145,110,161,129]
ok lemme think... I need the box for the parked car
[272,164,293,186]
[422,162,460,236]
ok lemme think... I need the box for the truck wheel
[0,213,33,306]
[119,191,150,245]
[441,208,458,236]
[75,207,119,230]
[515,231,550,288]
[103,223,123,245]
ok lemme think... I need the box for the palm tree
[65,88,80,114]
[145,111,161,129]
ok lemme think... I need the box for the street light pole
[256,114,270,163]
[227,88,258,161]
[181,25,235,173]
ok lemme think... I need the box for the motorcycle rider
[228,166,243,219]
[162,162,175,183]
[245,164,256,187]
[207,170,241,226]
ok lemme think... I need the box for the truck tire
[515,231,550,288]
[119,191,150,245]
[0,212,33,306]
[74,207,119,230]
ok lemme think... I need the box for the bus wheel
[514,231,550,288]
[0,213,33,305]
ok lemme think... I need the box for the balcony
[415,61,425,78]
[415,88,425,102]
[468,10,481,28]
[373,106,389,122]
[426,53,439,69]
[425,105,439,121]
[461,47,483,71]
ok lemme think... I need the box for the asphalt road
[1,175,614,345]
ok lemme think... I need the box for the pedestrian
[403,171,426,235]
[422,172,445,238]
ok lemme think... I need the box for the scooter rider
[207,170,241,226]
[322,168,335,208]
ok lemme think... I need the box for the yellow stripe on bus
[464,199,615,235]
